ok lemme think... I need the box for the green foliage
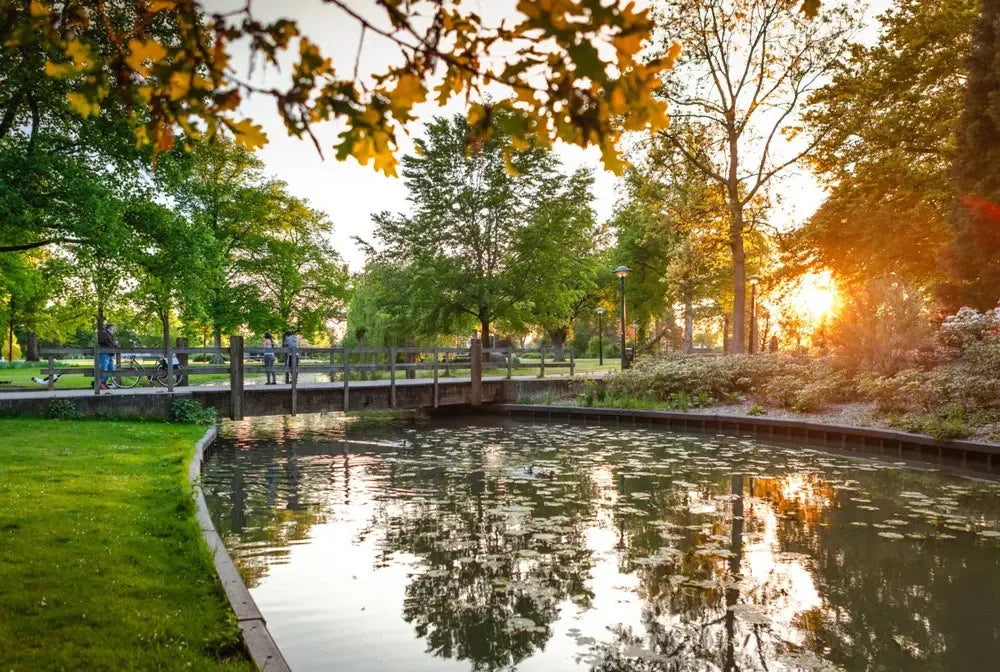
[170,398,217,425]
[747,404,766,416]
[46,399,82,420]
[799,0,975,290]
[947,0,1000,309]
[359,114,601,345]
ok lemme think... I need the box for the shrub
[170,398,217,425]
[747,404,766,416]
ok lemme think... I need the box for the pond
[201,414,1000,672]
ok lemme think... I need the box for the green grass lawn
[0,418,253,671]
[0,364,231,390]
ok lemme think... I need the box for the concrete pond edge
[189,425,292,672]
[493,404,1000,478]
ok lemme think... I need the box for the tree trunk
[213,326,223,364]
[549,327,568,362]
[7,301,13,362]
[479,319,490,362]
[161,312,171,350]
[722,315,730,353]
[25,331,39,361]
[727,121,747,354]
[683,289,694,353]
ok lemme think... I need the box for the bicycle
[107,352,184,389]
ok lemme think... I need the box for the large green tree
[798,0,977,291]
[158,140,273,350]
[244,191,349,340]
[361,114,600,348]
[947,0,1000,309]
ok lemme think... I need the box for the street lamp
[748,274,761,354]
[614,265,631,369]
[596,306,605,366]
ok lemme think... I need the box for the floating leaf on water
[893,634,924,659]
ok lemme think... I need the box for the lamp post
[748,274,761,355]
[596,306,605,366]
[614,265,631,370]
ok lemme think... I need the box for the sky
[209,0,892,271]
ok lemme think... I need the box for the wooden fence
[39,339,578,417]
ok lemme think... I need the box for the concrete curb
[190,426,291,671]
[494,404,1000,478]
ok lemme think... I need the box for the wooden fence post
[290,344,298,416]
[405,339,416,379]
[343,346,350,412]
[93,340,100,396]
[229,335,244,420]
[390,346,397,408]
[166,346,174,394]
[470,338,482,406]
[176,337,189,386]
[433,347,439,408]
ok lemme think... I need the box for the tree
[128,201,212,348]
[654,0,857,352]
[798,0,977,292]
[159,139,273,351]
[244,191,349,340]
[4,0,680,175]
[361,114,600,348]
[947,0,1000,309]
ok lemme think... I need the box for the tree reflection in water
[202,416,1000,672]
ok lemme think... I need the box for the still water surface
[202,414,1000,671]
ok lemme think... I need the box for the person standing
[263,332,277,385]
[283,329,299,384]
[97,323,117,389]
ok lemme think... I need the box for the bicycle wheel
[152,362,183,387]
[111,362,143,389]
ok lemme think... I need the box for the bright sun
[790,271,838,324]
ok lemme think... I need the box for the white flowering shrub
[938,305,1000,348]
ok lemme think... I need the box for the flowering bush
[938,305,1000,348]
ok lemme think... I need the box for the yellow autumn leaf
[125,38,168,72]
[229,119,268,150]
[664,42,682,68]
[609,86,627,114]
[148,0,176,12]
[168,71,191,101]
[392,73,426,109]
[66,92,100,118]
[65,40,93,70]
[372,149,398,177]
[29,1,48,17]
[44,61,74,78]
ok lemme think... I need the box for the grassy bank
[0,419,252,671]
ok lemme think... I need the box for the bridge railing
[39,338,584,417]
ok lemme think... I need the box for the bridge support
[470,338,482,406]
[229,335,244,420]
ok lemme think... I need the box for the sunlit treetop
[4,0,822,174]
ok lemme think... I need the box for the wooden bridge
[0,338,590,419]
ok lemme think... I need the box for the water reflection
[202,416,1000,672]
